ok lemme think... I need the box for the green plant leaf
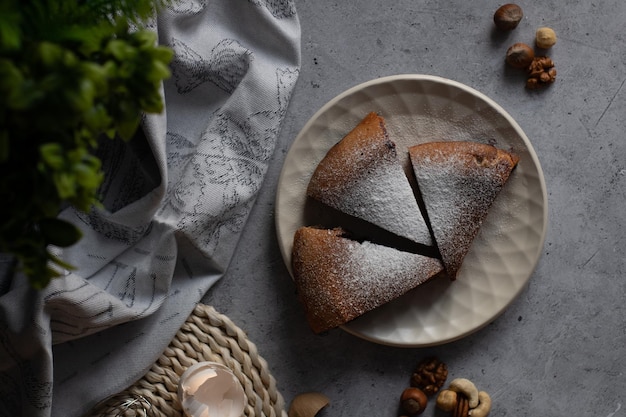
[38,41,64,67]
[1,0,173,288]
[106,39,135,61]
[39,143,65,169]
[53,172,76,199]
[48,252,76,271]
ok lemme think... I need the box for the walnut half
[410,357,448,396]
[526,56,557,89]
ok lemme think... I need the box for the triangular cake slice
[292,226,444,333]
[307,112,433,247]
[409,141,519,280]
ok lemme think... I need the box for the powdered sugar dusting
[323,155,430,245]
[293,227,443,333]
[409,142,518,279]
[338,240,441,310]
[307,113,433,246]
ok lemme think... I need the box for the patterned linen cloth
[0,1,300,416]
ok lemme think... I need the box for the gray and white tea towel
[0,1,300,416]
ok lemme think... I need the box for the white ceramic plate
[275,74,547,347]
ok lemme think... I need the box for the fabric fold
[0,1,301,416]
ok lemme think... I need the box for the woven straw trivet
[88,303,288,417]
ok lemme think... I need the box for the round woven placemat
[88,303,288,417]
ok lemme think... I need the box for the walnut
[410,357,448,396]
[526,56,557,89]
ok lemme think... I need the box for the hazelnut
[493,4,523,31]
[505,42,535,69]
[400,387,428,416]
[435,389,458,412]
[535,27,557,48]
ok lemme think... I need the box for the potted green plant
[0,0,173,288]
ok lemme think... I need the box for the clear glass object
[177,361,246,417]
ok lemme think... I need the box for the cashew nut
[468,391,492,417]
[448,378,479,408]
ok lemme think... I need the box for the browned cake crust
[292,226,443,334]
[306,112,433,246]
[409,141,519,280]
[307,112,390,194]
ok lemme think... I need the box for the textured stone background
[203,1,626,415]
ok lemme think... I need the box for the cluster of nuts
[494,4,558,89]
[398,357,448,416]
[435,378,492,417]
[398,359,492,417]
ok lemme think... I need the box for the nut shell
[288,392,330,417]
[400,387,428,415]
[505,43,534,69]
[493,4,523,30]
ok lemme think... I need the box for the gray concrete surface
[203,1,626,415]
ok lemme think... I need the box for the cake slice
[409,141,519,280]
[307,112,433,247]
[292,226,444,334]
